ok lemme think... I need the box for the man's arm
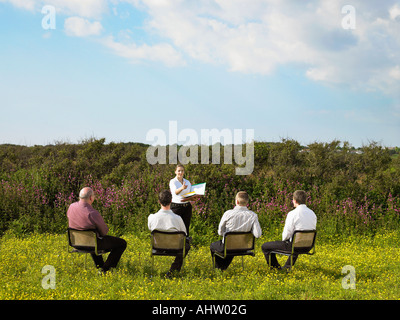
[148,214,155,232]
[217,212,228,236]
[252,215,262,238]
[89,209,109,237]
[282,211,295,241]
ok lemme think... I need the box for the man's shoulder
[149,210,163,219]
[291,205,316,218]
[151,209,180,218]
[168,210,184,221]
[223,206,256,217]
[287,207,298,217]
[67,201,82,214]
[245,208,257,215]
[298,204,315,214]
[68,201,79,208]
[86,204,100,215]
[222,208,236,218]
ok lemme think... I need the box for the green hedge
[0,138,399,241]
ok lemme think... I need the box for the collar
[174,176,186,184]
[79,200,92,208]
[233,205,248,211]
[158,209,174,214]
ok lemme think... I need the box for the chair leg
[269,254,271,268]
[287,254,293,272]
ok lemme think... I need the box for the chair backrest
[68,228,97,248]
[151,230,186,251]
[224,232,255,252]
[292,230,317,252]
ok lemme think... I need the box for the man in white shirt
[210,191,262,270]
[262,190,317,270]
[148,190,189,276]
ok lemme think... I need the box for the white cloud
[4,0,400,95]
[100,35,185,67]
[125,0,400,95]
[1,0,108,18]
[0,0,36,11]
[51,0,108,19]
[64,17,103,37]
[390,65,400,80]
[389,4,400,20]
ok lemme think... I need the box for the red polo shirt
[67,201,109,237]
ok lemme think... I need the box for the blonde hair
[236,191,249,206]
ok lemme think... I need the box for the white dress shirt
[148,209,187,235]
[218,205,262,239]
[282,204,317,241]
[169,177,192,204]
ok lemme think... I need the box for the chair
[269,229,317,270]
[150,230,186,273]
[67,228,109,269]
[212,231,255,270]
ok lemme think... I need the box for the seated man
[261,190,317,270]
[210,191,262,270]
[148,190,190,277]
[67,187,127,273]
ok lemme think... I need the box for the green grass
[0,230,399,300]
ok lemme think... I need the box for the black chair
[67,228,110,268]
[269,229,317,270]
[150,230,186,273]
[212,231,255,270]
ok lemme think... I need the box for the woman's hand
[181,181,188,191]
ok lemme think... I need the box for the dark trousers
[261,240,298,268]
[91,235,127,271]
[210,240,234,270]
[171,202,192,236]
[170,240,191,272]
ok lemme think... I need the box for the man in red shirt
[67,187,127,273]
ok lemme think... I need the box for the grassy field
[0,230,399,300]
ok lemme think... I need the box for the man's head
[158,189,172,208]
[293,190,307,207]
[235,191,249,206]
[79,187,95,204]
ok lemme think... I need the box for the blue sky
[0,0,399,147]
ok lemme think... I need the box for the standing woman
[169,164,193,236]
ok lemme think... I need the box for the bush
[0,138,399,237]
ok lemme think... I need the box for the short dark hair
[158,190,172,206]
[293,190,307,204]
